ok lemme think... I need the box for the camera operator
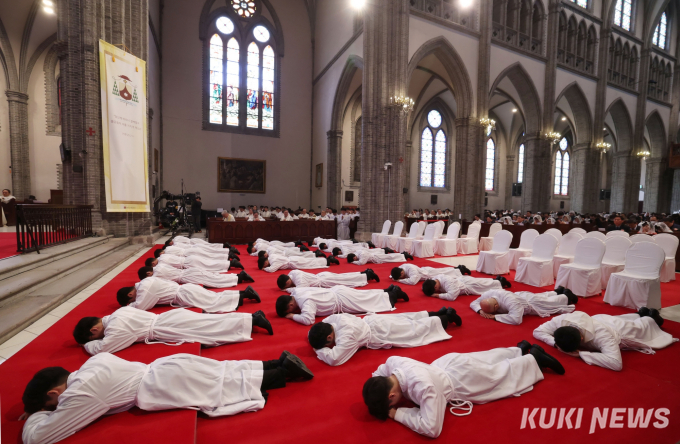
[192,196,203,233]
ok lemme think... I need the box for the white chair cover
[569,227,587,235]
[508,228,539,270]
[600,237,632,289]
[413,223,439,258]
[372,220,391,246]
[398,221,427,253]
[552,232,583,278]
[654,233,678,283]
[383,220,404,250]
[479,223,502,251]
[555,238,606,297]
[583,231,606,241]
[434,222,460,256]
[606,230,629,238]
[476,230,513,275]
[630,234,655,244]
[461,220,481,238]
[458,223,481,255]
[603,242,665,310]
[515,234,559,287]
[545,228,563,241]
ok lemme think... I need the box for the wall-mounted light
[545,131,561,145]
[459,0,473,7]
[480,117,495,134]
[636,149,650,159]
[512,108,517,113]
[350,0,365,9]
[596,142,611,153]
[43,0,55,14]
[388,96,414,114]
[561,117,567,121]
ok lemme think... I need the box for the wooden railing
[16,204,93,253]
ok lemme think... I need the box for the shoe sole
[531,347,565,375]
[282,351,314,379]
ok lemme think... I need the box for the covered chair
[630,234,655,244]
[398,221,427,253]
[508,228,539,270]
[461,220,481,238]
[555,238,606,297]
[569,227,586,235]
[412,223,440,258]
[382,221,404,250]
[545,228,563,241]
[434,222,460,256]
[372,220,391,246]
[476,230,513,275]
[600,236,632,289]
[552,232,583,278]
[654,233,678,283]
[606,230,629,238]
[458,223,481,255]
[583,231,606,241]
[515,234,559,287]
[603,242,665,310]
[479,223,502,251]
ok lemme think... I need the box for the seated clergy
[533,310,676,371]
[222,210,235,222]
[258,254,339,272]
[247,211,265,222]
[275,285,410,325]
[73,306,274,355]
[137,264,253,289]
[362,342,564,438]
[390,263,470,286]
[308,309,460,366]
[280,210,294,221]
[469,287,577,325]
[277,269,380,291]
[20,351,313,444]
[117,277,260,313]
[421,274,509,302]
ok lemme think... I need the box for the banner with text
[99,40,149,212]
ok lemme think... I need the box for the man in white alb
[469,287,577,325]
[137,264,253,289]
[235,206,248,217]
[337,208,351,240]
[276,268,380,291]
[258,254,339,272]
[421,274,510,302]
[280,210,294,221]
[389,263,471,285]
[247,211,265,221]
[146,252,243,273]
[347,249,414,265]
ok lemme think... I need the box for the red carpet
[0,233,18,260]
[2,245,679,444]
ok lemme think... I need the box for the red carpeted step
[0,232,18,260]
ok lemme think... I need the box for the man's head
[332,247,342,257]
[319,243,327,250]
[145,257,159,267]
[422,279,439,296]
[164,239,173,247]
[390,267,405,281]
[275,295,295,317]
[613,215,624,226]
[554,326,582,352]
[302,209,308,215]
[116,286,136,306]
[246,244,256,254]
[308,322,335,349]
[2,189,10,197]
[479,298,499,314]
[362,376,401,420]
[283,210,290,217]
[137,266,154,280]
[22,367,71,414]
[347,253,357,263]
[153,248,164,258]
[277,274,293,289]
[222,211,229,218]
[257,256,269,270]
[258,250,268,259]
[73,317,104,344]
[320,210,326,217]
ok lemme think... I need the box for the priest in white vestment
[469,289,576,325]
[337,210,351,240]
[259,254,339,272]
[138,264,247,288]
[421,274,508,301]
[390,263,470,285]
[347,249,412,265]
[277,268,380,291]
[164,244,231,261]
[149,252,243,273]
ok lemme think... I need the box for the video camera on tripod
[153,182,200,234]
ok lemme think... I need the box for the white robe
[130,277,239,313]
[247,215,265,221]
[289,286,394,325]
[22,353,265,444]
[533,311,678,371]
[433,274,502,301]
[393,263,462,285]
[337,215,351,240]
[285,269,368,292]
[315,312,450,366]
[254,239,296,248]
[158,253,230,273]
[469,289,575,325]
[263,255,328,273]
[172,236,224,251]
[250,244,313,258]
[352,249,406,265]
[83,307,252,355]
[333,244,371,257]
[152,263,238,288]
[165,245,230,261]
[372,351,543,438]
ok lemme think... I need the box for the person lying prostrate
[470,287,577,325]
[170,235,227,251]
[390,264,470,286]
[277,269,380,292]
[164,244,232,261]
[308,309,460,366]
[258,254,339,272]
[146,252,243,273]
[138,264,254,289]
[20,351,314,444]
[252,244,316,258]
[421,274,509,302]
[362,342,564,438]
[73,306,274,355]
[533,309,676,371]
[117,277,260,313]
[347,249,413,265]
[330,244,372,258]
[275,284,409,325]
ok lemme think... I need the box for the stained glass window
[254,25,270,43]
[554,137,570,195]
[216,17,234,34]
[614,0,632,31]
[209,34,223,124]
[420,110,447,188]
[427,110,442,127]
[652,12,667,48]
[572,0,588,8]
[232,0,256,18]
[226,38,239,126]
[517,143,525,183]
[420,128,433,187]
[434,130,446,187]
[262,46,274,130]
[485,138,495,191]
[247,42,260,128]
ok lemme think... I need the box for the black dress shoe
[385,284,397,293]
[447,308,462,326]
[403,252,415,261]
[530,344,565,375]
[363,269,380,282]
[367,241,376,248]
[281,351,314,380]
[223,242,232,249]
[517,340,532,355]
[638,307,651,317]
[230,248,240,255]
[239,271,255,283]
[564,289,578,305]
[230,260,244,269]
[649,308,664,327]
[242,285,260,302]
[252,310,273,335]
[456,265,472,276]
[495,275,512,289]
[384,247,395,254]
[554,286,566,295]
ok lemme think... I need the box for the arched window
[614,0,632,31]
[554,137,570,195]
[486,138,496,191]
[204,12,279,135]
[420,110,447,188]
[571,0,587,8]
[517,143,525,183]
[652,12,668,49]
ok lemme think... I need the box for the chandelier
[545,131,561,145]
[479,117,495,133]
[388,96,414,114]
[595,142,611,153]
[636,149,651,159]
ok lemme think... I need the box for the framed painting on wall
[315,163,323,188]
[218,157,266,193]
[345,191,354,201]
[154,148,159,173]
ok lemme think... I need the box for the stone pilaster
[610,152,640,212]
[5,91,31,200]
[356,0,409,238]
[326,129,343,210]
[521,134,551,212]
[642,157,670,213]
[671,170,680,213]
[504,154,515,209]
[452,117,485,220]
[570,142,601,213]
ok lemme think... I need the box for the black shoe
[294,240,303,247]
[229,247,240,256]
[363,269,380,282]
[385,284,397,293]
[223,242,232,249]
[329,256,340,265]
[238,271,255,283]
[530,344,565,375]
[351,238,359,244]
[230,260,244,270]
[649,308,664,327]
[367,241,376,248]
[315,250,326,258]
[281,351,314,380]
[299,245,310,252]
[495,275,511,289]
[242,285,260,302]
[392,285,409,302]
[564,289,578,305]
[403,252,414,261]
[517,340,532,355]
[638,307,651,318]
[447,308,462,326]
[384,247,395,254]
[252,310,273,335]
[456,265,472,276]
[554,286,566,295]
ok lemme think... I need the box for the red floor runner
[0,232,18,260]
[196,247,680,444]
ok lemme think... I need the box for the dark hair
[73,317,100,344]
[164,239,173,247]
[276,274,291,290]
[144,257,155,267]
[117,286,134,306]
[362,376,392,420]
[390,267,403,281]
[308,322,333,349]
[22,367,71,414]
[332,247,342,256]
[554,326,582,352]
[422,279,436,296]
[137,266,154,280]
[275,295,293,317]
[319,243,327,250]
[257,256,267,270]
[258,250,267,259]
[247,245,255,254]
[2,189,10,193]
[153,248,163,258]
[347,253,356,263]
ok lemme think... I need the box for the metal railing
[16,204,93,253]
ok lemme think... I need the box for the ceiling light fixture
[561,117,566,121]
[350,0,365,9]
[512,108,517,113]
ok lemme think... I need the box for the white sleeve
[128,293,157,311]
[83,327,139,355]
[393,383,446,438]
[399,273,421,286]
[532,317,560,347]
[264,259,287,273]
[315,341,360,366]
[579,333,623,371]
[292,301,317,325]
[494,299,525,326]
[372,363,391,377]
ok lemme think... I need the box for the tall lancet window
[419,110,447,188]
[652,12,668,49]
[517,143,525,183]
[554,137,570,195]
[209,34,223,124]
[614,0,632,31]
[485,138,496,191]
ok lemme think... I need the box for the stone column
[504,154,515,208]
[671,169,680,213]
[403,139,412,214]
[326,130,343,211]
[356,0,409,238]
[610,152,640,212]
[452,117,485,220]
[5,91,31,200]
[570,142,601,213]
[521,134,551,212]
[642,157,669,213]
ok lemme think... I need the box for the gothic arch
[489,62,542,134]
[407,37,474,117]
[645,110,666,158]
[330,55,364,132]
[555,82,593,145]
[604,98,634,153]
